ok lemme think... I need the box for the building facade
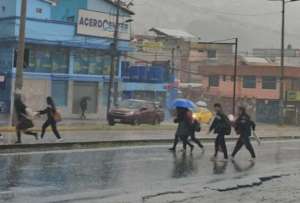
[0,0,134,122]
[198,64,300,123]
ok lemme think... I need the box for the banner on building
[287,91,300,102]
[77,9,131,40]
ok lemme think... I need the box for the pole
[15,0,27,91]
[233,37,238,115]
[106,0,120,120]
[279,0,285,124]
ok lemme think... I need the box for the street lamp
[269,0,300,124]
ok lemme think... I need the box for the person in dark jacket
[183,111,204,151]
[14,95,38,144]
[231,106,256,161]
[80,97,89,120]
[169,107,194,152]
[209,103,229,161]
[38,97,62,141]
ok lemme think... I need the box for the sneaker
[34,134,39,141]
[15,141,21,144]
[56,138,64,142]
[250,157,256,162]
[168,148,176,151]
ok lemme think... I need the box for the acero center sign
[77,9,131,40]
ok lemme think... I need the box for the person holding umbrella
[169,99,195,152]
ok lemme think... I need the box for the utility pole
[106,0,120,120]
[15,0,27,92]
[233,37,238,115]
[279,0,285,124]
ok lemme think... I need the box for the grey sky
[132,0,300,52]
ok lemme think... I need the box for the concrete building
[198,64,300,123]
[0,0,134,123]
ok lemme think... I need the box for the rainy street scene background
[1,0,300,202]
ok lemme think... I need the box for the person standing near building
[14,95,38,144]
[231,106,256,161]
[80,97,89,120]
[209,103,230,161]
[38,97,63,141]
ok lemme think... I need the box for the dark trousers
[171,133,193,150]
[232,136,256,158]
[41,119,61,139]
[16,129,37,143]
[80,108,87,120]
[214,134,228,159]
[183,133,204,149]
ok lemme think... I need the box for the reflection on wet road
[0,140,300,202]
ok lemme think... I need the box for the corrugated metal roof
[149,27,196,40]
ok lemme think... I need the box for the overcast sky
[131,0,300,52]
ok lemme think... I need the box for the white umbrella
[196,100,208,107]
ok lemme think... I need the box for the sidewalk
[0,123,300,152]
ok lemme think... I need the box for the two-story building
[199,63,300,123]
[0,0,134,123]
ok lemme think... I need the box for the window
[209,75,219,87]
[243,76,256,88]
[262,76,277,89]
[15,45,69,73]
[66,16,75,23]
[36,8,43,14]
[52,81,68,106]
[74,50,111,75]
[13,49,30,68]
[207,50,217,59]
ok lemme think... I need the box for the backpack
[223,115,232,135]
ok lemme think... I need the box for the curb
[0,136,299,154]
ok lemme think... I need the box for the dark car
[108,99,165,126]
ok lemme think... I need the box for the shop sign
[77,9,131,40]
[287,91,300,102]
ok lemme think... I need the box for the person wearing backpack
[209,103,231,161]
[231,106,256,161]
[38,97,63,141]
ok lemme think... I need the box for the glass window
[243,76,256,88]
[23,45,69,73]
[52,81,68,106]
[74,50,111,75]
[209,75,219,87]
[207,50,217,58]
[262,76,277,90]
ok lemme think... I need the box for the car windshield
[119,100,145,109]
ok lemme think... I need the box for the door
[73,82,98,114]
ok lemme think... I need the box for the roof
[198,65,300,78]
[149,28,196,40]
[103,0,135,15]
[241,57,274,66]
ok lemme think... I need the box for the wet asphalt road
[0,140,300,202]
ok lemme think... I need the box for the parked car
[193,107,213,124]
[108,99,165,126]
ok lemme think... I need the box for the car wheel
[108,119,115,126]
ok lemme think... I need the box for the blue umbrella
[172,98,196,110]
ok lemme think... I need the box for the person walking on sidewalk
[38,97,63,141]
[14,95,38,144]
[231,106,256,161]
[169,107,194,152]
[209,103,231,161]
